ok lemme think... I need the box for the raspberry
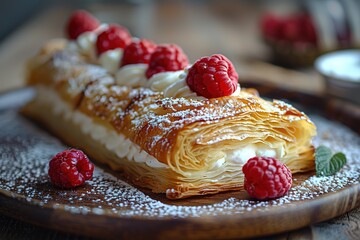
[48,149,94,188]
[145,44,189,79]
[96,24,132,56]
[121,39,157,66]
[186,54,238,98]
[301,14,317,44]
[66,10,100,40]
[242,157,292,200]
[261,13,318,46]
[261,13,282,39]
[280,16,302,42]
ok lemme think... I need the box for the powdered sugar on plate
[0,94,359,219]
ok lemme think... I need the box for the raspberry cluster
[65,10,240,98]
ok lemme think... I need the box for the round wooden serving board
[0,88,359,240]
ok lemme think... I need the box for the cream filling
[210,144,283,170]
[147,70,184,91]
[77,31,97,60]
[115,64,148,87]
[99,49,124,74]
[224,144,284,166]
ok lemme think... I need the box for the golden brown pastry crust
[24,40,316,199]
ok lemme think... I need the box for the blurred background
[0,0,359,103]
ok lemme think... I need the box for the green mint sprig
[315,145,346,177]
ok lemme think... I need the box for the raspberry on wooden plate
[186,54,238,98]
[242,156,292,200]
[96,24,132,55]
[48,149,94,188]
[66,10,100,40]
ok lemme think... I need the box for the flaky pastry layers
[24,40,316,199]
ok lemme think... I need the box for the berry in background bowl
[261,13,317,45]
[260,12,321,67]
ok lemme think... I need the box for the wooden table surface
[0,1,358,239]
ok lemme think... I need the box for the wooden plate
[0,87,359,240]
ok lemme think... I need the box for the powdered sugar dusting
[0,102,359,219]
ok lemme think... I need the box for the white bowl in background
[315,50,360,105]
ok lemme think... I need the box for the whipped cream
[213,157,226,168]
[147,69,204,100]
[163,77,205,99]
[147,70,184,91]
[99,49,123,73]
[37,87,168,169]
[77,31,97,60]
[230,85,241,96]
[225,144,284,165]
[115,64,148,87]
[74,24,108,60]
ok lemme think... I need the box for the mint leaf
[315,145,346,176]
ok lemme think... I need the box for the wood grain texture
[1,203,360,240]
[312,208,360,240]
[0,184,359,240]
[0,214,95,240]
[1,209,358,240]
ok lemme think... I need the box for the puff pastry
[24,39,316,199]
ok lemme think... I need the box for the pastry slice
[24,38,316,199]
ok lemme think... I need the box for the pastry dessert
[23,10,316,199]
